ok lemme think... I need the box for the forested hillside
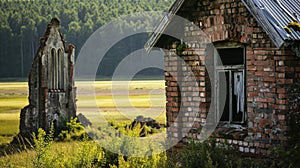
[0,0,173,78]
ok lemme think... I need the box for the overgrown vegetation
[58,118,87,141]
[167,139,275,168]
[0,118,269,168]
[1,117,298,168]
[0,118,168,167]
[109,120,163,137]
[178,140,238,168]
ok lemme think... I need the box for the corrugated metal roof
[242,0,300,47]
[265,0,300,40]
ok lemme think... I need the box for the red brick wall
[165,48,208,142]
[247,48,300,142]
[163,0,300,152]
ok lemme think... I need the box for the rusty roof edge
[145,0,185,53]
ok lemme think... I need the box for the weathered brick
[247,66,257,71]
[263,78,276,82]
[277,88,286,94]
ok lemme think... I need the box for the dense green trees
[0,0,173,78]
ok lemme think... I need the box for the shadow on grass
[0,134,33,157]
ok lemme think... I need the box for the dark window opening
[217,48,244,66]
[216,48,246,124]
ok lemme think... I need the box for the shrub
[29,119,167,168]
[31,128,106,168]
[175,139,243,168]
[70,139,106,168]
[58,117,87,141]
[109,120,160,137]
[32,128,57,168]
[111,152,167,168]
[95,121,168,167]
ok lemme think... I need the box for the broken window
[215,48,246,124]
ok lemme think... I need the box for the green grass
[0,141,100,167]
[0,113,19,144]
[0,82,28,144]
[0,80,166,145]
[0,146,35,167]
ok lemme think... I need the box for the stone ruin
[19,18,76,137]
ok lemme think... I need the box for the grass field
[0,80,166,145]
[0,141,82,167]
[0,82,29,144]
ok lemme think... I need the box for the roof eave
[145,0,186,52]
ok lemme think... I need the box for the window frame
[214,46,246,124]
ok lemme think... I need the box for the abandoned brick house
[19,18,76,137]
[146,0,300,154]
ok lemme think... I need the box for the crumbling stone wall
[19,18,76,137]
[159,0,300,154]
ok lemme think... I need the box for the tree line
[0,0,173,78]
